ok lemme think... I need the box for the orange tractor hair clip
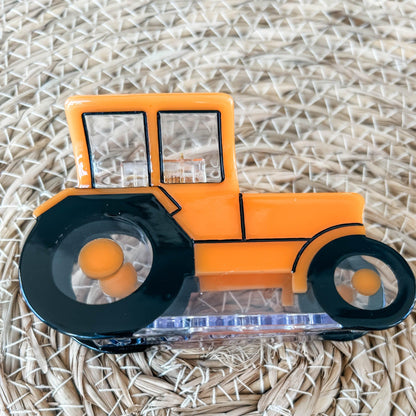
[19,93,415,353]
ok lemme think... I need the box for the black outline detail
[195,237,309,244]
[82,112,152,188]
[157,111,225,185]
[308,235,416,330]
[81,114,95,187]
[195,223,364,246]
[157,186,182,216]
[291,223,364,272]
[239,193,246,241]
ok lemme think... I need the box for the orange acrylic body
[20,92,415,351]
[36,93,367,304]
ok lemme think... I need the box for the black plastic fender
[19,193,194,339]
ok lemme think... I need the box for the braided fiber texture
[1,0,416,414]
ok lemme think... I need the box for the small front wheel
[308,235,415,330]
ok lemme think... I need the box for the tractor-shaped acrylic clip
[20,93,416,353]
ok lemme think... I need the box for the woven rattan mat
[1,1,416,415]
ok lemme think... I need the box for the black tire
[20,193,194,340]
[73,337,149,354]
[308,235,415,330]
[320,330,367,341]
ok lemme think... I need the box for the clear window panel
[84,113,149,188]
[159,112,222,183]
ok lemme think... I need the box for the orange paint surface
[243,193,364,239]
[195,241,304,306]
[79,238,123,279]
[195,241,304,275]
[100,262,138,298]
[352,269,381,296]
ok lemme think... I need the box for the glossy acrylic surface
[159,111,222,183]
[84,112,149,187]
[18,93,416,352]
[79,277,345,351]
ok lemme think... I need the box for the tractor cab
[64,93,242,241]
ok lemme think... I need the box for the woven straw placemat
[1,1,416,415]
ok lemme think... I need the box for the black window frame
[157,110,225,185]
[82,111,152,188]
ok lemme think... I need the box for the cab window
[83,112,150,188]
[158,111,223,184]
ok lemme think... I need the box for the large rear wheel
[20,193,194,341]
